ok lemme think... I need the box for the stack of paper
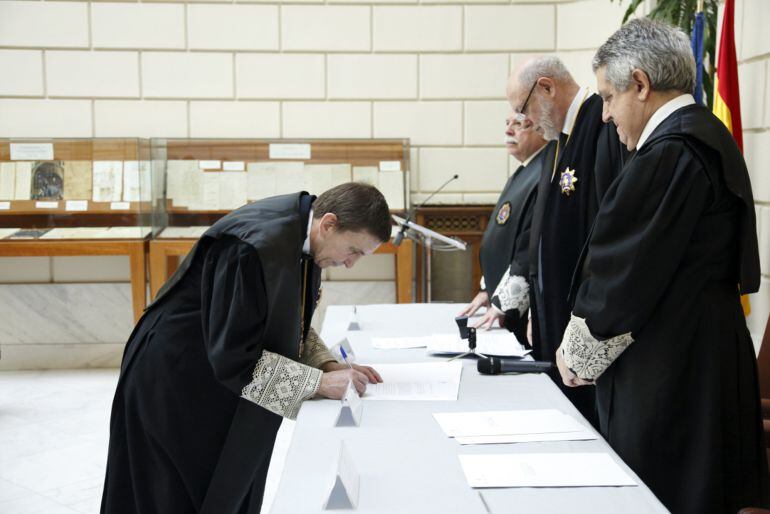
[433,409,596,445]
[458,453,637,488]
[362,361,462,401]
[428,331,530,358]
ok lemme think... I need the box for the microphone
[393,174,459,246]
[477,357,553,375]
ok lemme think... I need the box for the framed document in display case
[148,138,414,304]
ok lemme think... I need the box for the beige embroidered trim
[241,351,322,420]
[299,328,337,369]
[561,314,634,381]
[493,272,530,316]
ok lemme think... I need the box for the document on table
[371,336,430,350]
[454,430,597,445]
[458,453,638,488]
[433,409,586,438]
[428,331,531,358]
[362,361,462,401]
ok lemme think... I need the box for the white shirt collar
[562,86,590,136]
[302,208,313,256]
[636,94,696,150]
[521,143,546,168]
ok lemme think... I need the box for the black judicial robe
[479,144,552,343]
[570,105,768,513]
[528,93,625,418]
[101,193,321,514]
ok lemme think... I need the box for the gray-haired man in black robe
[506,56,626,423]
[557,19,769,514]
[101,183,391,514]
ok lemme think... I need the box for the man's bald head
[506,57,580,141]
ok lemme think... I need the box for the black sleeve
[509,188,537,279]
[200,237,268,395]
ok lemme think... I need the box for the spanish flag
[712,0,750,315]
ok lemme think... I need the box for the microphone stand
[392,174,462,303]
[392,174,458,247]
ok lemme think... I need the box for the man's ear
[631,68,651,101]
[537,77,556,98]
[318,212,338,237]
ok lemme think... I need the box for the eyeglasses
[512,80,539,123]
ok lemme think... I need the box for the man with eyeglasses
[458,111,552,348]
[506,56,626,424]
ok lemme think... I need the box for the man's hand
[322,362,383,385]
[470,307,504,330]
[457,291,490,317]
[555,344,592,387]
[317,368,370,398]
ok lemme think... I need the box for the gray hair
[592,18,696,93]
[518,56,573,88]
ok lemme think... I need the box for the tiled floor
[0,369,294,513]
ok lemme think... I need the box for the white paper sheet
[159,226,210,239]
[306,164,333,195]
[433,409,585,438]
[352,166,378,186]
[378,169,404,210]
[0,228,21,239]
[180,167,202,209]
[458,453,638,488]
[13,162,32,200]
[0,162,15,200]
[428,331,530,358]
[454,430,597,445]
[362,361,462,401]
[330,163,352,187]
[122,161,141,202]
[371,336,430,350]
[200,172,220,210]
[92,161,123,202]
[104,226,152,239]
[41,227,111,239]
[166,160,196,207]
[218,171,247,210]
[271,162,307,196]
[139,160,153,201]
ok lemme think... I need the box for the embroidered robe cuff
[299,328,338,369]
[241,351,322,420]
[561,314,634,381]
[491,273,530,316]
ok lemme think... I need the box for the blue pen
[339,346,353,369]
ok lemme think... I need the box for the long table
[270,304,669,514]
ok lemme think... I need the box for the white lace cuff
[479,275,486,291]
[241,351,322,420]
[492,273,530,316]
[561,314,634,381]
[299,327,337,369]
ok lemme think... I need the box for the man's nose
[602,103,612,123]
[345,255,361,268]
